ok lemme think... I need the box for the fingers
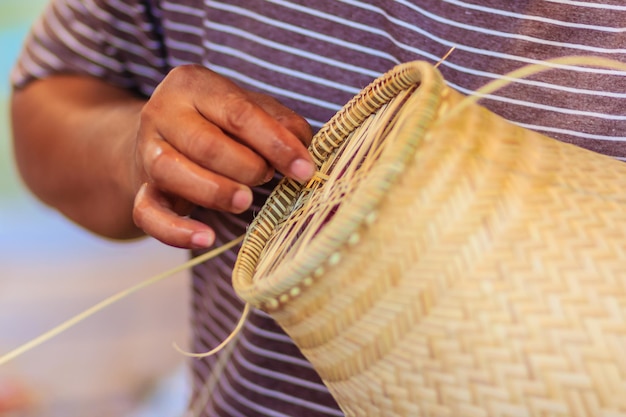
[140,138,253,213]
[132,65,316,249]
[247,91,314,147]
[163,65,315,182]
[133,183,217,249]
[153,109,274,187]
[200,89,315,182]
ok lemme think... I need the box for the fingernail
[191,231,215,248]
[290,158,315,182]
[232,188,253,212]
[263,169,276,184]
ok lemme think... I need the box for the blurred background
[1,1,191,416]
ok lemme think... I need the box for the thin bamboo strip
[0,235,245,366]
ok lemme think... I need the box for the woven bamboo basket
[232,60,626,416]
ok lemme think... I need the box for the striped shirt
[12,1,626,416]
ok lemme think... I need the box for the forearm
[11,75,146,240]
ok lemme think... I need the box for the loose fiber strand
[173,302,250,358]
[0,235,245,366]
[449,56,626,119]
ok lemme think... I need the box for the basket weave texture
[233,61,626,416]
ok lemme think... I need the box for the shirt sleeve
[10,0,169,96]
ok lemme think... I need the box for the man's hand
[132,65,314,248]
[11,65,314,249]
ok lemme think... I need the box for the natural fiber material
[233,60,626,416]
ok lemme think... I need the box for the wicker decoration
[232,61,626,416]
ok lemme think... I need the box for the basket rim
[232,60,446,310]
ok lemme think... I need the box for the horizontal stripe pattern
[11,1,626,415]
[191,204,343,416]
[12,0,626,154]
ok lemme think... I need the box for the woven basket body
[233,61,626,416]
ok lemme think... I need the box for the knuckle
[198,180,234,212]
[165,64,204,86]
[161,65,213,98]
[265,132,291,156]
[222,94,258,132]
[185,126,222,164]
[202,183,222,208]
[139,100,160,125]
[143,143,172,182]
